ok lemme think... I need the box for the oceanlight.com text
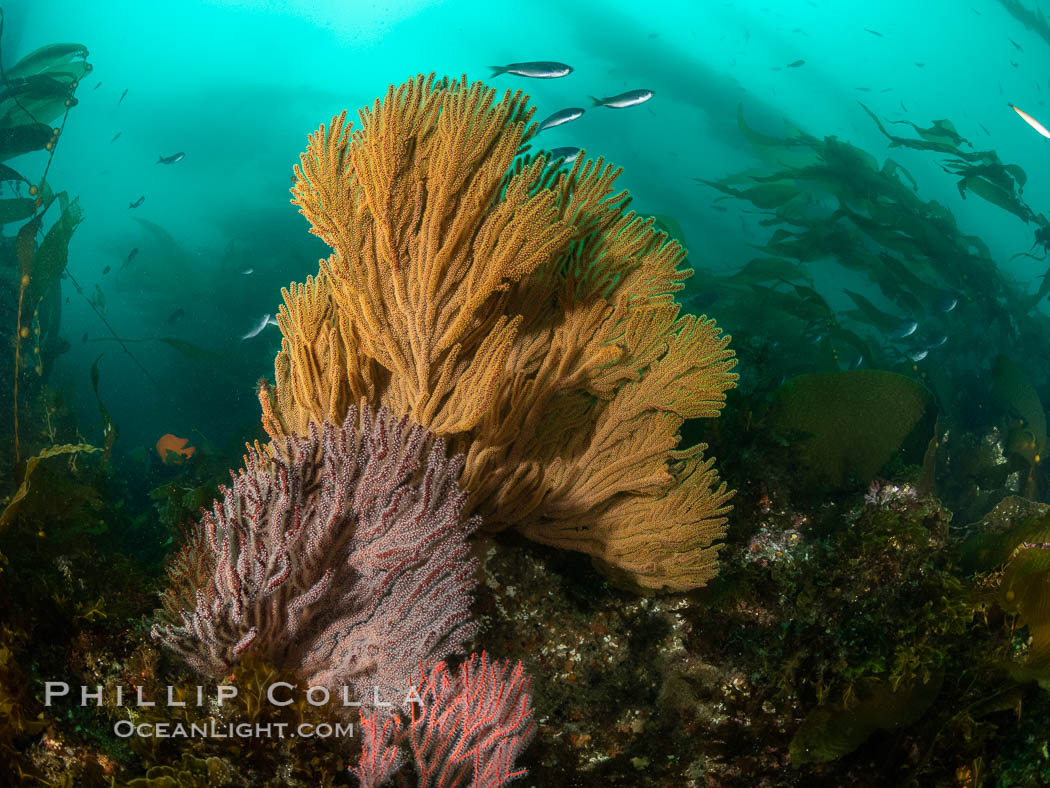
[113,721,355,739]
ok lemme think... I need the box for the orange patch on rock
[156,433,196,464]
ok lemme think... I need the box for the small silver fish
[547,146,581,164]
[934,293,957,312]
[908,349,928,362]
[803,324,827,345]
[537,107,585,132]
[589,89,653,108]
[241,313,276,341]
[489,61,573,79]
[888,319,918,339]
[157,152,185,165]
[925,334,948,350]
[239,267,254,275]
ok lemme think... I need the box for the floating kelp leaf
[1005,163,1028,191]
[0,198,36,224]
[696,177,801,209]
[37,59,92,83]
[944,157,1028,200]
[6,43,88,79]
[958,174,1032,223]
[860,102,984,159]
[997,0,1050,48]
[789,673,943,765]
[0,75,76,127]
[0,73,68,100]
[0,122,52,160]
[765,370,936,492]
[26,194,82,305]
[0,443,100,530]
[0,163,27,183]
[888,116,968,147]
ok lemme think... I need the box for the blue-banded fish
[537,107,584,132]
[489,61,572,79]
[589,89,653,108]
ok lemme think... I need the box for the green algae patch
[765,370,935,492]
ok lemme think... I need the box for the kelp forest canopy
[691,100,1050,504]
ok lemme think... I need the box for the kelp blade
[27,194,83,304]
[0,123,52,160]
[0,75,77,127]
[6,43,88,79]
[0,443,100,530]
[0,198,37,224]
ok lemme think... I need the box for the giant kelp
[996,0,1050,48]
[0,442,100,531]
[694,103,1050,500]
[0,11,90,465]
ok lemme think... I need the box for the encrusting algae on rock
[258,73,738,591]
